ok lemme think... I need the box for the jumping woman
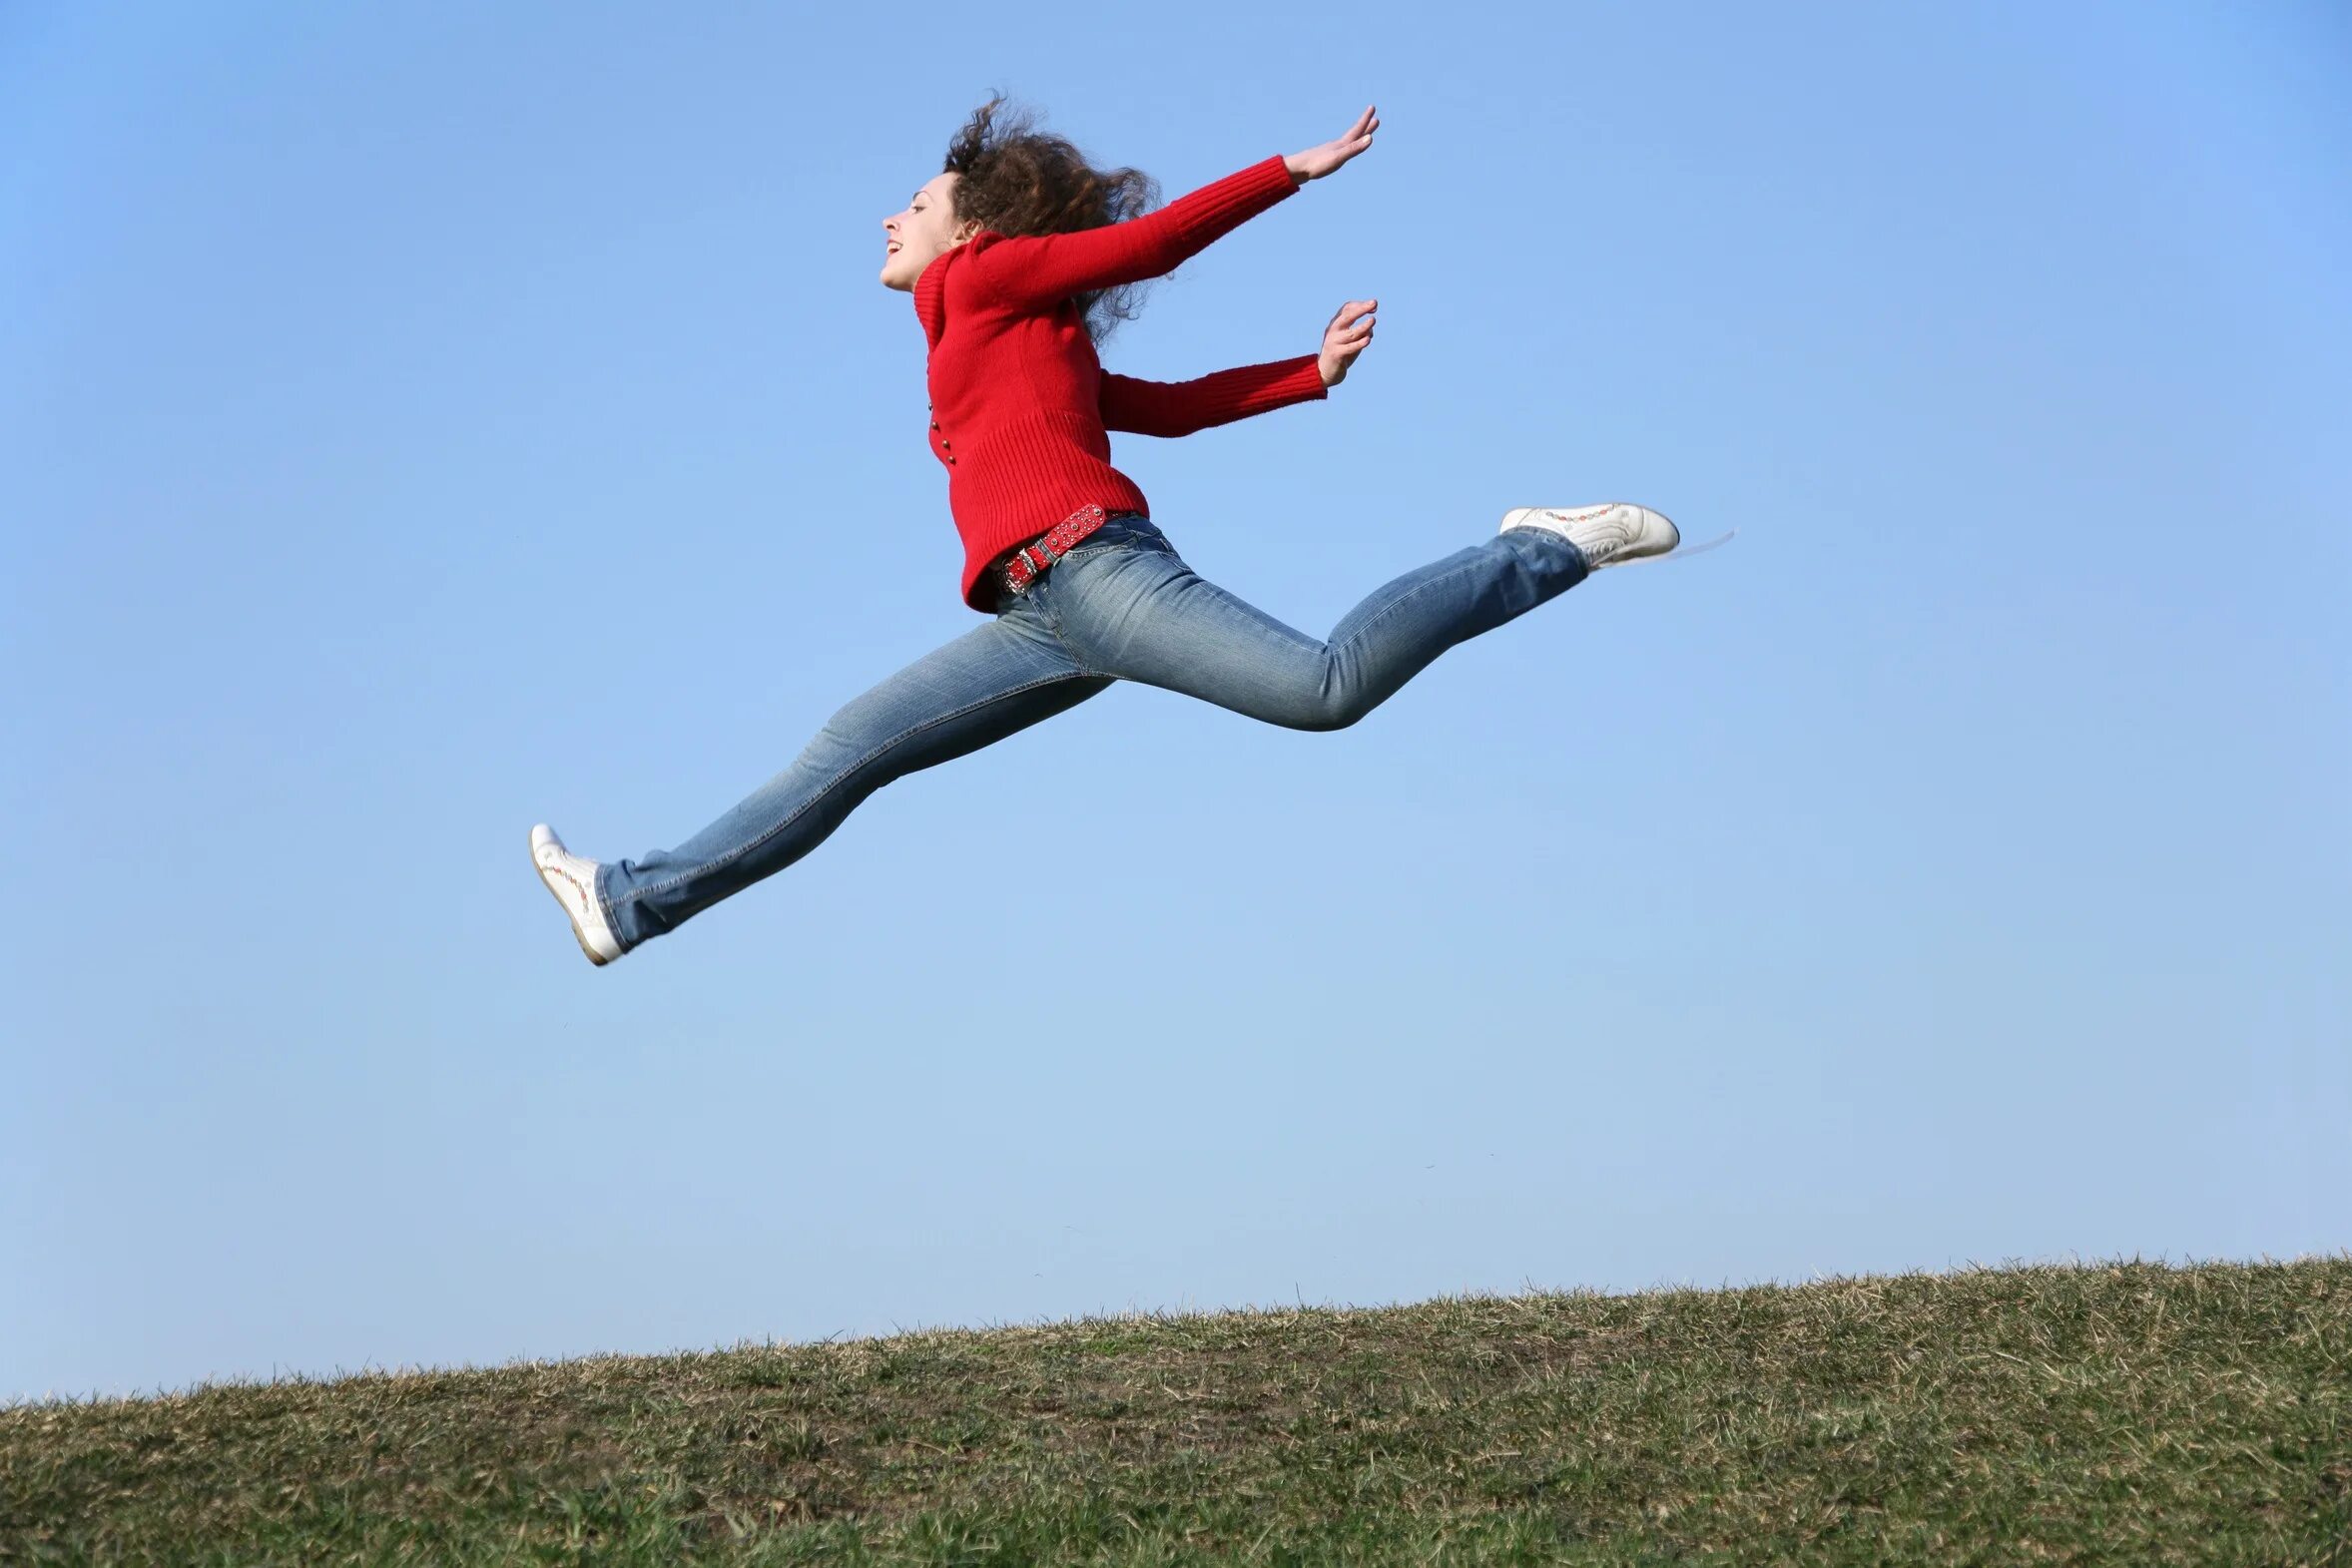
[531,99,1700,966]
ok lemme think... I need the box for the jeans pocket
[1090,515,1176,556]
[1056,523,1157,568]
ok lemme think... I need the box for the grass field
[5,1256,2346,1565]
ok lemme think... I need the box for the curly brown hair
[943,95,1160,345]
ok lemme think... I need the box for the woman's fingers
[1329,107,1378,164]
[1320,290,1378,384]
[1325,310,1375,365]
[1294,106,1378,181]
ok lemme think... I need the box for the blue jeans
[595,514,1589,950]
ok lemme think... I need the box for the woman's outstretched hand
[1286,105,1379,185]
[1319,298,1377,387]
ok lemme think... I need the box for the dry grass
[5,1256,2347,1564]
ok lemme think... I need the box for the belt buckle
[1001,505,1108,599]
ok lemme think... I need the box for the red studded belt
[992,503,1113,599]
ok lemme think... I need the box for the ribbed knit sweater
[911,154,1329,610]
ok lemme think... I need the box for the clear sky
[4,1,2345,1405]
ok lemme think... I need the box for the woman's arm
[968,156,1300,313]
[1098,298,1378,436]
[1099,356,1329,438]
[969,106,1382,312]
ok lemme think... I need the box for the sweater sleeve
[966,155,1301,312]
[1098,354,1329,438]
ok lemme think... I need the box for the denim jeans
[595,513,1589,950]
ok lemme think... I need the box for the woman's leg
[597,602,1106,950]
[1034,520,1589,731]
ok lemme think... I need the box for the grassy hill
[4,1257,2345,1565]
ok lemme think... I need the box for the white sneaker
[1499,502,1681,568]
[530,823,623,966]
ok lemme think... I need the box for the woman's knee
[1265,654,1376,732]
[1277,697,1367,732]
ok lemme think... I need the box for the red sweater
[911,153,1329,610]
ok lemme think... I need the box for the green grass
[5,1257,2346,1565]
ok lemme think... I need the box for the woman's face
[881,172,976,291]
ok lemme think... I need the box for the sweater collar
[910,235,999,349]
[911,252,950,347]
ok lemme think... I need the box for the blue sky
[4,1,2345,1405]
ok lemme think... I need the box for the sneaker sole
[530,829,614,966]
[1612,527,1736,567]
